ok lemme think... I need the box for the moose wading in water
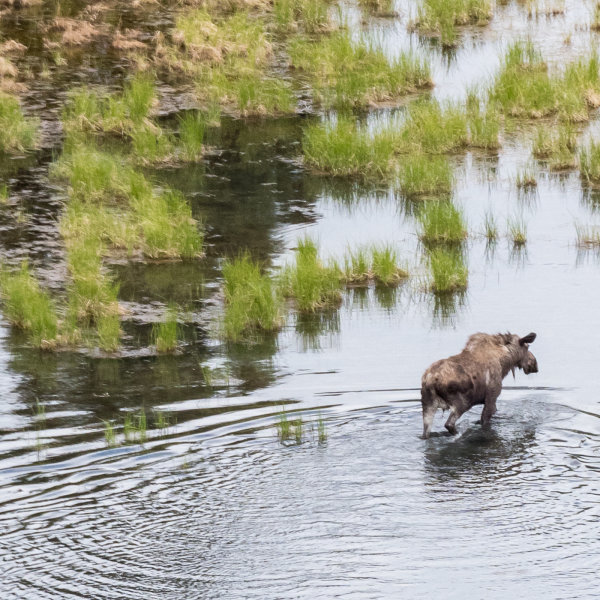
[420,332,538,439]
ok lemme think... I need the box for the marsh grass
[468,106,501,150]
[274,0,334,32]
[508,216,528,245]
[316,414,327,443]
[0,93,39,153]
[579,140,600,185]
[414,0,493,47]
[289,31,432,109]
[343,247,370,284]
[154,410,173,436]
[397,153,454,197]
[97,313,120,352]
[178,111,206,160]
[428,248,468,292]
[124,409,147,444]
[483,211,498,241]
[396,100,469,154]
[490,42,600,122]
[152,304,179,352]
[0,184,8,204]
[516,164,537,188]
[532,124,577,170]
[0,261,58,348]
[302,116,395,177]
[277,407,291,441]
[103,420,117,447]
[417,201,468,245]
[131,124,174,164]
[358,0,396,16]
[575,223,600,246]
[222,253,283,341]
[281,238,342,312]
[371,245,408,286]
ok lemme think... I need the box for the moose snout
[525,358,538,374]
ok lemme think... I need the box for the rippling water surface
[2,1,600,598]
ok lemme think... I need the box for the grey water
[1,1,600,598]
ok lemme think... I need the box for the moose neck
[499,346,520,379]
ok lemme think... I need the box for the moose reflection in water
[420,332,538,439]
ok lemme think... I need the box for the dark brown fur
[420,332,538,438]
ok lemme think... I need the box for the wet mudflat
[1,1,600,598]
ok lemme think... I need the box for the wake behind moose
[420,332,538,438]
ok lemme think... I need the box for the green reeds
[467,106,501,150]
[414,0,493,47]
[490,42,600,122]
[281,238,342,312]
[532,124,577,170]
[579,140,600,185]
[371,245,408,285]
[97,313,120,352]
[428,248,468,292]
[575,223,600,247]
[483,211,498,241]
[178,111,206,160]
[516,164,537,189]
[417,201,468,245]
[316,414,327,443]
[397,153,454,197]
[341,245,407,286]
[123,409,147,444]
[396,100,469,154]
[0,261,58,348]
[276,407,304,443]
[222,253,283,341]
[289,31,432,109]
[103,420,117,447]
[302,116,395,177]
[0,93,39,153]
[0,184,8,204]
[131,124,174,164]
[152,304,179,352]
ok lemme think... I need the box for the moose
[420,332,538,438]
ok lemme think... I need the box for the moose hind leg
[422,405,436,439]
[444,399,466,435]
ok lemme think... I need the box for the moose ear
[519,332,536,345]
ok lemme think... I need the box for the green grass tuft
[0,93,39,153]
[397,153,454,197]
[282,238,342,312]
[579,140,600,185]
[417,201,468,245]
[178,111,206,160]
[428,248,468,292]
[289,31,432,109]
[222,253,283,341]
[508,216,527,246]
[0,261,58,348]
[152,304,179,352]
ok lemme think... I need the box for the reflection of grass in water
[0,261,59,348]
[289,30,431,109]
[154,410,174,437]
[431,288,467,328]
[295,309,340,351]
[374,284,398,311]
[357,0,396,16]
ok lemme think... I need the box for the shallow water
[2,1,600,598]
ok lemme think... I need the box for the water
[1,1,600,598]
